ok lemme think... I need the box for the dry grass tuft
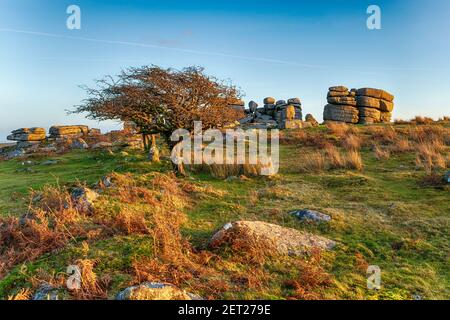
[345,151,364,171]
[373,145,391,160]
[342,134,362,151]
[366,126,397,144]
[415,141,447,173]
[324,144,346,168]
[71,259,110,300]
[284,251,333,300]
[299,151,327,173]
[392,138,413,153]
[0,172,201,287]
[412,116,435,125]
[326,122,350,137]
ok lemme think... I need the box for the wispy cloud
[0,27,447,72]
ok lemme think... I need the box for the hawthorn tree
[73,66,244,152]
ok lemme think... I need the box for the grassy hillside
[0,123,448,300]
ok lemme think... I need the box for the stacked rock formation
[49,125,89,139]
[323,86,359,124]
[7,128,46,148]
[238,97,303,129]
[356,88,394,124]
[274,98,303,125]
[7,128,46,142]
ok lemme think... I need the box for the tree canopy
[73,66,244,141]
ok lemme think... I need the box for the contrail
[0,27,446,72]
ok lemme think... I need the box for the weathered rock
[256,114,274,121]
[327,96,357,106]
[70,138,89,150]
[7,128,46,142]
[288,98,301,105]
[16,141,41,149]
[356,96,394,112]
[92,142,113,149]
[36,146,57,153]
[88,128,101,136]
[286,105,296,120]
[444,171,450,184]
[71,187,99,212]
[11,128,45,135]
[41,159,58,166]
[327,90,350,97]
[280,119,304,129]
[249,101,259,113]
[100,175,114,188]
[210,221,336,256]
[116,282,200,300]
[244,122,278,130]
[49,125,89,138]
[264,97,276,105]
[380,112,392,123]
[329,86,348,92]
[239,115,255,125]
[6,149,25,159]
[356,88,394,102]
[305,114,319,127]
[290,210,331,222]
[323,104,359,124]
[32,284,60,300]
[358,107,381,121]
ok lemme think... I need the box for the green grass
[0,149,169,215]
[0,132,449,300]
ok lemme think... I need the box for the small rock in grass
[70,138,89,150]
[6,149,25,159]
[290,209,332,222]
[210,221,336,256]
[100,175,114,188]
[41,160,58,166]
[444,171,450,184]
[71,187,99,212]
[92,142,113,149]
[32,283,60,300]
[116,282,201,300]
[19,212,36,226]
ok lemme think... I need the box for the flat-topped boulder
[323,104,359,124]
[7,128,46,142]
[116,282,201,300]
[329,86,349,92]
[356,88,394,102]
[49,125,89,138]
[327,96,357,106]
[356,96,394,112]
[264,97,276,105]
[210,221,336,256]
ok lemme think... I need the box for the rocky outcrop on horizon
[323,86,395,124]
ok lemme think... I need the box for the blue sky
[1,0,450,141]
